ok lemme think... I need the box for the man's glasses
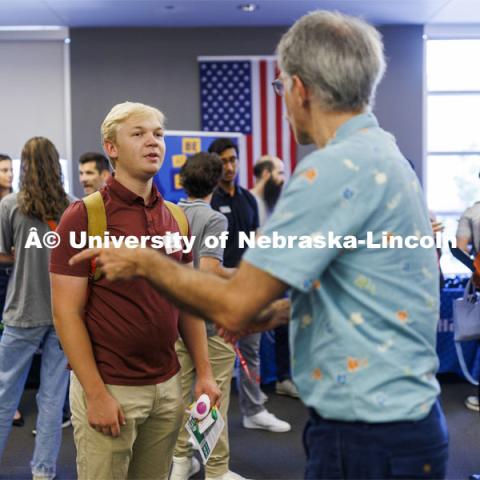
[222,156,238,165]
[272,78,284,97]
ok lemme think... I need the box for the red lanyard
[234,344,260,384]
[46,220,58,231]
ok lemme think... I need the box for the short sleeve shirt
[456,202,480,255]
[0,193,56,327]
[244,112,441,423]
[211,185,259,267]
[50,176,193,386]
[178,199,228,336]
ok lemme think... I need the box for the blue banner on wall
[154,130,246,203]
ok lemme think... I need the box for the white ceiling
[0,0,479,27]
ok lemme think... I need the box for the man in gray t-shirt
[178,199,228,336]
[172,152,245,480]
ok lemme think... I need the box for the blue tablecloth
[260,288,480,384]
[260,331,277,384]
[438,287,480,380]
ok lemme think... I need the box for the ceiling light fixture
[239,3,258,13]
[0,25,64,31]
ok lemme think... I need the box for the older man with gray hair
[71,11,449,479]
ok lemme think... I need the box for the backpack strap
[82,191,107,281]
[164,200,189,237]
[81,195,187,281]
[454,341,479,386]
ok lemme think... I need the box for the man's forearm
[139,250,246,328]
[456,237,470,254]
[178,313,212,377]
[70,246,287,331]
[53,313,107,400]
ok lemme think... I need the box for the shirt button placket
[145,209,154,236]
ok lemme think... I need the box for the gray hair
[277,10,386,112]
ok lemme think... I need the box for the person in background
[456,173,480,412]
[0,154,13,200]
[78,151,111,196]
[250,156,298,399]
[209,138,291,433]
[0,137,70,480]
[456,175,480,257]
[251,155,285,226]
[171,151,245,480]
[0,153,24,428]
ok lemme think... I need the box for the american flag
[199,56,297,188]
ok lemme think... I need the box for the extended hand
[431,220,444,234]
[86,390,126,437]
[69,246,152,281]
[251,298,290,330]
[216,327,243,344]
[217,298,291,343]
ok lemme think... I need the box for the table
[438,287,480,380]
[259,288,480,384]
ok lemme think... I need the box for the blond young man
[50,102,219,479]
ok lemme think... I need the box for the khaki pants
[174,335,235,477]
[70,371,183,480]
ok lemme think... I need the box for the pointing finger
[69,248,102,266]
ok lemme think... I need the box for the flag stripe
[266,62,276,156]
[251,60,261,165]
[274,61,284,161]
[290,128,297,171]
[238,134,248,187]
[246,134,254,189]
[282,108,291,179]
[276,87,283,160]
[259,60,268,155]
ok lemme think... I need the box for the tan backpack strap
[82,191,107,281]
[164,200,189,237]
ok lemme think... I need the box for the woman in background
[0,138,70,480]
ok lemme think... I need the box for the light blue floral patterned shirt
[244,112,440,422]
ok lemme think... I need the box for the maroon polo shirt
[50,176,192,386]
